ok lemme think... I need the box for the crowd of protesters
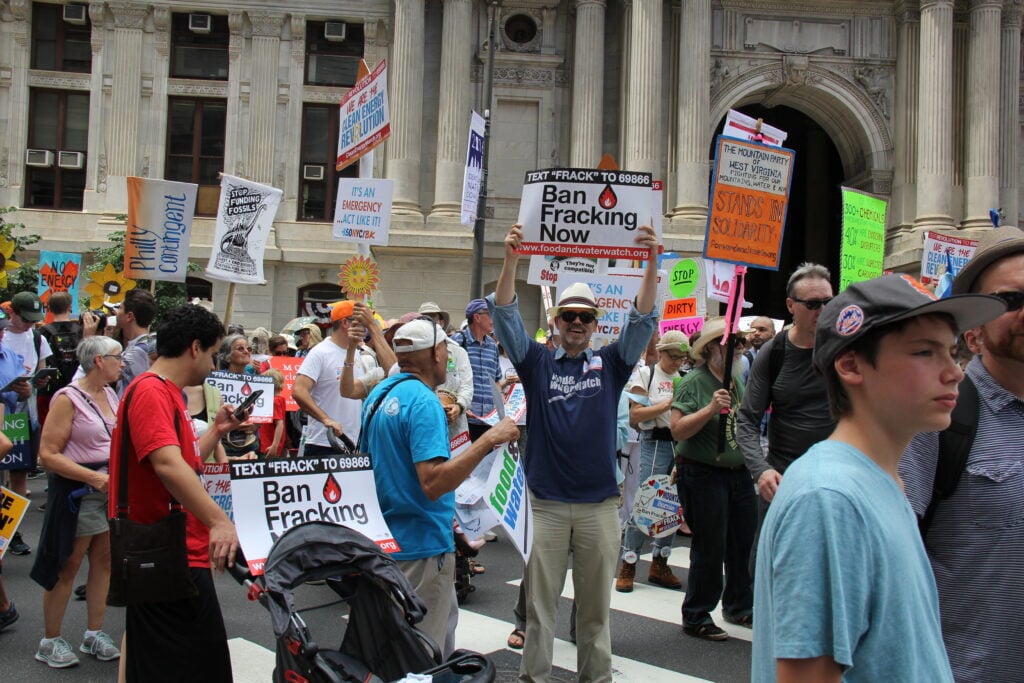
[0,224,1020,683]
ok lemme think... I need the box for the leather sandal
[507,628,525,649]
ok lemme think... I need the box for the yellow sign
[0,486,29,558]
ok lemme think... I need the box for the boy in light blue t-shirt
[752,274,1006,683]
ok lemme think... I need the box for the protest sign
[336,59,390,170]
[461,111,486,225]
[659,316,704,337]
[663,298,698,319]
[920,231,978,286]
[516,168,658,259]
[230,456,397,574]
[470,383,527,426]
[0,486,29,558]
[485,446,532,562]
[527,255,608,287]
[38,250,82,320]
[332,178,393,245]
[667,257,701,299]
[203,463,233,522]
[839,187,887,290]
[0,413,31,471]
[125,176,197,282]
[704,137,795,270]
[206,371,274,424]
[268,357,304,411]
[723,109,787,147]
[453,432,502,541]
[705,259,751,309]
[557,274,644,342]
[206,175,282,285]
[630,475,683,538]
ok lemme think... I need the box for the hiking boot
[648,556,682,590]
[36,637,80,668]
[80,631,121,661]
[0,602,18,631]
[615,560,636,593]
[9,532,30,556]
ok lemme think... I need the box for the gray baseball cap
[813,274,1006,373]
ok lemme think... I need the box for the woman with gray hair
[216,334,260,458]
[30,335,123,667]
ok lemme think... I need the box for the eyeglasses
[991,290,1024,312]
[234,345,253,353]
[664,352,688,362]
[102,354,124,362]
[559,310,596,324]
[271,348,288,356]
[791,297,833,311]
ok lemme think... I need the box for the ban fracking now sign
[516,168,659,260]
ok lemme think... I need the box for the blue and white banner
[460,111,486,225]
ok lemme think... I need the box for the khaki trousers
[399,553,457,657]
[519,495,619,683]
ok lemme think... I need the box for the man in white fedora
[489,223,660,683]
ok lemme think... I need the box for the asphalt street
[1,474,752,682]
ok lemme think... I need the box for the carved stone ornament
[500,8,543,54]
[28,71,92,91]
[97,153,107,193]
[110,2,148,30]
[783,54,810,85]
[853,66,891,119]
[0,147,8,188]
[248,12,284,38]
[8,0,28,21]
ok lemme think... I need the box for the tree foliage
[0,206,41,302]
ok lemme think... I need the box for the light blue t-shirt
[361,374,454,561]
[752,440,953,683]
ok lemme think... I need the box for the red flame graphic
[323,473,342,503]
[240,382,252,396]
[598,184,617,209]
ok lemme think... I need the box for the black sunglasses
[560,310,596,324]
[991,290,1024,312]
[791,297,833,311]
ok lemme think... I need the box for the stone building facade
[1,0,1021,328]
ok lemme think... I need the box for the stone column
[107,4,148,177]
[915,0,956,230]
[431,0,473,216]
[386,0,426,214]
[247,13,284,185]
[623,0,661,175]
[964,0,1002,228]
[891,2,920,231]
[0,1,31,205]
[224,12,244,175]
[570,0,606,167]
[672,0,711,220]
[999,1,1021,223]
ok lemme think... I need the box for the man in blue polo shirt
[362,318,518,656]
[489,223,659,683]
[451,299,504,442]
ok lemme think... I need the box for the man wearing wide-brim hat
[899,225,1024,682]
[489,223,660,683]
[418,301,451,330]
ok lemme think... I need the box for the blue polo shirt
[450,328,501,423]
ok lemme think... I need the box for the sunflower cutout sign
[338,255,380,299]
[83,263,137,310]
[0,235,22,289]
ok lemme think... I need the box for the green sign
[839,187,887,290]
[2,413,29,443]
[669,258,700,298]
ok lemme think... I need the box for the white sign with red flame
[229,456,397,575]
[206,371,274,424]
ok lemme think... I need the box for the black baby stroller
[230,520,495,683]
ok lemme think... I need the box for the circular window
[505,14,538,45]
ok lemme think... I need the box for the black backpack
[919,374,979,535]
[40,321,82,393]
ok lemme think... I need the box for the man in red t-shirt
[108,304,244,682]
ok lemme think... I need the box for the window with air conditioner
[303,165,325,181]
[25,89,89,210]
[32,2,92,73]
[171,13,228,80]
[305,21,364,87]
[299,104,358,221]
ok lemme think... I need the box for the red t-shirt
[108,372,210,568]
[259,394,287,456]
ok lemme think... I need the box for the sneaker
[80,631,120,661]
[0,602,18,631]
[73,585,87,601]
[682,622,729,641]
[35,637,80,668]
[9,532,30,556]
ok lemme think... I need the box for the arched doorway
[711,105,844,320]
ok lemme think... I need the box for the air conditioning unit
[189,14,212,34]
[58,151,85,169]
[303,164,325,181]
[62,4,87,25]
[25,149,54,167]
[324,22,347,42]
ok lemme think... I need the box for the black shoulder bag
[107,376,199,606]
